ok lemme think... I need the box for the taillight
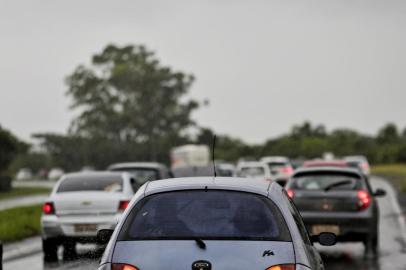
[266,264,295,270]
[361,162,370,169]
[357,190,371,210]
[280,166,294,175]
[287,189,294,199]
[43,202,55,215]
[118,200,130,211]
[111,263,139,270]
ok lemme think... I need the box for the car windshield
[112,168,159,183]
[238,167,265,177]
[118,190,291,241]
[292,173,361,191]
[57,176,123,193]
[267,162,288,167]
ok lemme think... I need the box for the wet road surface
[4,177,406,270]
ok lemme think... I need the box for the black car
[285,167,386,254]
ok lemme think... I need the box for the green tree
[66,44,199,160]
[0,125,27,190]
[377,123,399,144]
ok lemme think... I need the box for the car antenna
[212,134,217,177]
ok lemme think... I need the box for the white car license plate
[312,225,340,235]
[74,224,97,233]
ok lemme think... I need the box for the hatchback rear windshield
[292,172,362,191]
[57,175,123,193]
[118,190,291,241]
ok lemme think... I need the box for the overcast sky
[1,0,406,143]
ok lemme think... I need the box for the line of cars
[39,155,383,270]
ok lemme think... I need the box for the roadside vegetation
[0,204,42,243]
[372,164,406,193]
[0,187,51,201]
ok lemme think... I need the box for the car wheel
[62,240,77,260]
[42,238,58,262]
[364,234,379,256]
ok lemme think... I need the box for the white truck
[171,144,210,169]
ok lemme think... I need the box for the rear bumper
[300,211,377,241]
[41,213,122,241]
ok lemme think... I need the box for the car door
[286,194,325,270]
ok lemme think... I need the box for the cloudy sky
[1,0,406,143]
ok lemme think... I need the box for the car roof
[143,177,276,196]
[60,171,127,181]
[302,160,347,167]
[344,155,368,162]
[293,166,363,176]
[261,156,289,163]
[237,161,266,168]
[108,162,166,170]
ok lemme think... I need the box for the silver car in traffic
[97,177,335,270]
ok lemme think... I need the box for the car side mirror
[97,229,114,245]
[374,188,386,197]
[311,232,337,246]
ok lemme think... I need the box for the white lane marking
[373,176,406,246]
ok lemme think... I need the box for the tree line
[2,44,406,180]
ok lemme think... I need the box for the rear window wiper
[194,237,206,250]
[323,180,353,192]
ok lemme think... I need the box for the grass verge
[0,187,51,201]
[372,164,406,193]
[0,204,42,243]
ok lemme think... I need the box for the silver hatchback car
[97,177,336,270]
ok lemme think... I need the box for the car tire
[364,233,379,256]
[62,240,77,260]
[42,238,58,262]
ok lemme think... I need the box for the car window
[238,167,265,177]
[111,168,160,183]
[292,173,361,191]
[57,176,123,193]
[284,192,312,245]
[118,190,291,241]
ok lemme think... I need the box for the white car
[48,168,65,181]
[260,156,294,186]
[16,168,33,181]
[41,171,136,261]
[344,155,371,176]
[236,161,272,180]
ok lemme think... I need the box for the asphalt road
[4,177,406,270]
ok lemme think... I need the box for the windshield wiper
[324,180,353,192]
[194,238,206,250]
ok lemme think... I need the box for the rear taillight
[118,200,130,211]
[286,189,294,199]
[43,202,55,215]
[360,162,370,169]
[266,264,295,270]
[111,263,139,270]
[280,166,294,175]
[357,190,371,210]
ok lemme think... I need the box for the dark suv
[285,167,386,254]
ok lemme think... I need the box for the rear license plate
[312,225,340,235]
[74,224,97,233]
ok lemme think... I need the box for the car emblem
[81,201,92,206]
[263,250,275,257]
[192,260,212,270]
